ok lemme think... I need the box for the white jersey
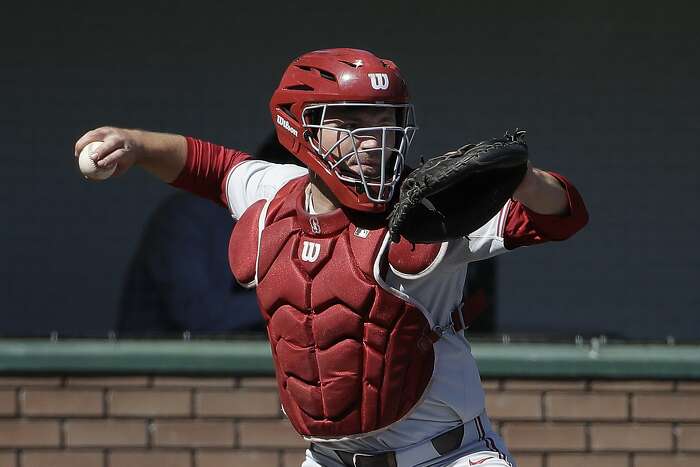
[227,159,512,452]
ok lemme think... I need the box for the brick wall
[0,376,698,467]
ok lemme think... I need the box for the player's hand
[74,127,142,177]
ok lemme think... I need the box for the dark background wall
[1,1,697,339]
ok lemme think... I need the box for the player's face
[318,106,398,180]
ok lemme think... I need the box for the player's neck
[308,174,341,214]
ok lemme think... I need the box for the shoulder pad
[229,199,267,288]
[388,238,447,278]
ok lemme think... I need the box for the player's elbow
[549,191,589,242]
[558,204,588,241]
[547,173,589,241]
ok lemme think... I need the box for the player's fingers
[74,127,112,157]
[89,135,124,164]
[97,147,127,168]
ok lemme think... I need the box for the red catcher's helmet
[269,48,417,213]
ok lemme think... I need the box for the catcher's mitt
[388,130,529,243]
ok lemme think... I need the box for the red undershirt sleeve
[503,172,589,250]
[168,137,251,208]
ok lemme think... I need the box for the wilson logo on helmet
[276,115,298,137]
[368,73,389,90]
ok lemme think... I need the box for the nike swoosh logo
[469,457,492,466]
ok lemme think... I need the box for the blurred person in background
[117,134,298,336]
[117,190,261,335]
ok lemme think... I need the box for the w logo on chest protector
[300,241,321,262]
[368,73,389,90]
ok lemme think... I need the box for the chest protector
[229,177,442,439]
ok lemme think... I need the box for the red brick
[676,382,700,391]
[238,377,278,388]
[481,379,500,391]
[0,377,62,387]
[282,450,307,467]
[239,420,307,448]
[633,394,700,421]
[590,381,674,392]
[21,450,103,467]
[109,450,191,467]
[64,420,146,447]
[485,392,541,420]
[498,422,586,451]
[590,423,672,451]
[0,390,16,415]
[0,421,60,448]
[677,424,700,451]
[510,453,543,467]
[545,392,628,420]
[198,450,278,467]
[196,390,279,417]
[548,453,629,467]
[108,389,191,417]
[152,420,234,447]
[65,376,149,387]
[152,377,234,388]
[634,453,700,467]
[20,389,103,417]
[0,451,16,467]
[503,380,586,391]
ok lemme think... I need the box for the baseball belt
[311,423,464,467]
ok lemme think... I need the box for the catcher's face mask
[302,103,417,204]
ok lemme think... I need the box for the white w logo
[368,73,389,90]
[301,241,321,263]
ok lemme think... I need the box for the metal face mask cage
[301,103,417,203]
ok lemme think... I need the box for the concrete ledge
[0,340,698,378]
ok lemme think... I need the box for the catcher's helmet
[269,48,417,213]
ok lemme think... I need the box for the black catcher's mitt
[388,130,529,243]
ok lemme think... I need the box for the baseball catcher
[75,48,588,467]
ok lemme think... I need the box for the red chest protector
[229,177,442,439]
